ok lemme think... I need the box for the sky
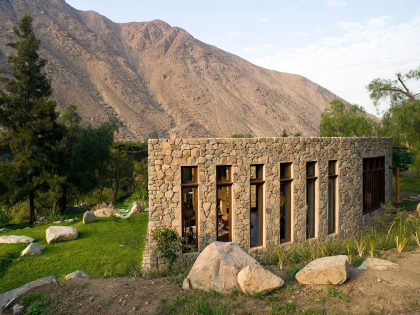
[66,0,420,115]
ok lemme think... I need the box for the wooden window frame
[181,166,199,251]
[363,156,385,213]
[250,164,264,247]
[216,165,233,242]
[280,162,293,243]
[306,161,317,239]
[328,160,338,234]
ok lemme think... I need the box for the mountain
[0,0,339,140]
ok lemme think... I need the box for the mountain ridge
[0,0,340,140]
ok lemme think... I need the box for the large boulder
[0,235,34,244]
[296,255,349,285]
[83,211,96,224]
[237,263,284,294]
[358,258,399,271]
[46,226,78,244]
[182,242,257,293]
[21,243,44,256]
[64,270,89,281]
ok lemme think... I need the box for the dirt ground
[11,248,420,315]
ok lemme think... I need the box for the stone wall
[143,137,392,269]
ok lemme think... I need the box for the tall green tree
[320,99,380,137]
[0,15,63,224]
[368,68,420,172]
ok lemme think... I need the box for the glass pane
[250,184,262,247]
[217,185,231,242]
[182,186,197,250]
[328,161,337,176]
[306,179,315,239]
[280,181,291,242]
[181,166,197,184]
[216,166,231,182]
[328,177,336,234]
[280,163,291,179]
[251,164,263,180]
[306,162,315,177]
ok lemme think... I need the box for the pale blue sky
[66,0,420,115]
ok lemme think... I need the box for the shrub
[152,227,183,267]
[0,207,11,226]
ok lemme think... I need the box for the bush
[0,206,11,226]
[152,227,183,268]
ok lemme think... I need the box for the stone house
[143,137,392,268]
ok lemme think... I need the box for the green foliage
[231,133,253,138]
[367,69,420,173]
[19,292,51,315]
[152,227,182,266]
[320,99,380,137]
[0,213,148,292]
[0,14,64,224]
[393,147,415,171]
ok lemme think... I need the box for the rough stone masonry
[143,137,392,269]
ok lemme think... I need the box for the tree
[54,106,117,210]
[368,68,420,172]
[320,99,380,137]
[0,15,63,225]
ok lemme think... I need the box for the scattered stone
[0,228,10,233]
[0,276,57,311]
[21,243,44,256]
[358,258,399,271]
[296,255,349,285]
[183,241,257,293]
[53,221,62,224]
[83,211,96,224]
[0,235,34,244]
[144,301,149,305]
[64,218,76,223]
[36,216,48,225]
[131,202,141,213]
[94,208,113,217]
[64,270,89,281]
[12,303,25,315]
[46,226,78,244]
[237,263,284,294]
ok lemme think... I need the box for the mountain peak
[0,0,338,140]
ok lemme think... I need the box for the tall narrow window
[280,163,293,243]
[181,166,198,251]
[216,166,232,242]
[250,164,264,247]
[306,162,317,239]
[328,161,338,234]
[363,156,385,213]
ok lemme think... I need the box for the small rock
[53,221,62,224]
[237,263,284,294]
[377,278,382,282]
[358,258,399,271]
[46,226,78,244]
[83,211,96,224]
[133,306,137,311]
[64,218,75,223]
[0,235,34,244]
[296,255,349,285]
[144,301,149,305]
[0,228,10,233]
[21,243,44,256]
[64,270,89,281]
[89,297,94,302]
[12,303,25,315]
[130,202,141,213]
[93,208,113,217]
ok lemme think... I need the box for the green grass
[400,175,420,194]
[0,212,148,292]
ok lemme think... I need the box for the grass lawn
[0,212,148,293]
[400,175,420,194]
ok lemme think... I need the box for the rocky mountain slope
[0,0,339,140]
